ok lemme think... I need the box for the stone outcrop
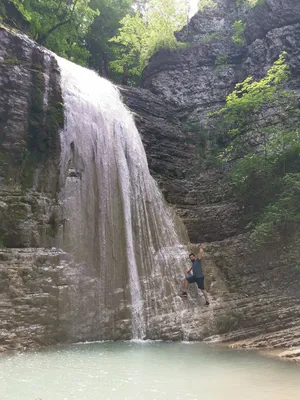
[122,0,300,354]
[1,0,300,355]
[123,0,300,243]
[0,27,63,249]
[0,248,133,352]
[279,348,300,363]
[0,248,67,351]
[144,235,300,349]
[121,87,241,243]
[0,28,66,351]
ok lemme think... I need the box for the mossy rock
[1,56,22,65]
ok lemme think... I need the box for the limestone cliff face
[121,0,300,357]
[124,0,300,243]
[0,28,63,249]
[1,0,300,356]
[0,28,67,351]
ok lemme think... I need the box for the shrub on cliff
[6,0,99,64]
[109,0,189,83]
[210,53,300,245]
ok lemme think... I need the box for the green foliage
[216,52,228,66]
[201,32,222,43]
[229,129,300,218]
[212,52,289,152]
[7,0,99,64]
[251,173,300,244]
[232,19,246,45]
[1,0,193,84]
[182,121,223,170]
[110,0,189,81]
[236,0,264,7]
[211,52,300,245]
[198,0,216,11]
[86,0,134,81]
[2,56,21,65]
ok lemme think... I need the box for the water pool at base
[0,341,299,400]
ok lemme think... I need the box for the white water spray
[56,56,189,340]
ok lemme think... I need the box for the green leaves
[86,0,134,80]
[110,12,147,78]
[236,0,264,7]
[7,0,99,64]
[251,173,300,245]
[2,0,190,83]
[110,0,189,81]
[222,52,289,126]
[231,20,246,45]
[210,52,289,146]
[210,52,300,246]
[198,0,216,12]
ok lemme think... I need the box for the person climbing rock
[180,244,210,305]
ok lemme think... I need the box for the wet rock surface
[0,248,134,351]
[0,248,67,351]
[121,0,300,357]
[0,27,62,249]
[145,236,300,352]
[1,0,300,357]
[279,348,300,363]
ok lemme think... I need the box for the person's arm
[185,266,192,274]
[198,243,205,260]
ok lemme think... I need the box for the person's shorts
[186,275,205,290]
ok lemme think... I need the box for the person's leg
[200,289,210,305]
[183,278,189,292]
[197,278,210,305]
[181,276,194,296]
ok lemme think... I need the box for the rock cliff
[122,0,300,356]
[123,0,300,243]
[0,0,300,358]
[0,29,63,249]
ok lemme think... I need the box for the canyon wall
[0,0,300,355]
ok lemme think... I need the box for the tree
[7,0,99,64]
[86,0,134,79]
[110,0,189,83]
[212,52,290,160]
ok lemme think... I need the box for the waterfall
[56,56,189,340]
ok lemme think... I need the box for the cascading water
[56,56,190,340]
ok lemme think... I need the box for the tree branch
[37,19,72,44]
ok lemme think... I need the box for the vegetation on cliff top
[1,0,262,84]
[0,0,190,83]
[109,0,189,83]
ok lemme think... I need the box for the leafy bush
[211,52,290,159]
[251,173,300,244]
[110,0,189,80]
[7,0,99,65]
[198,0,217,12]
[232,20,246,45]
[209,53,300,246]
[237,0,265,7]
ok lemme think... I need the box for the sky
[189,0,199,16]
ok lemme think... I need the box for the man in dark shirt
[180,244,210,305]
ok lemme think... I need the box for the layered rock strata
[1,0,300,354]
